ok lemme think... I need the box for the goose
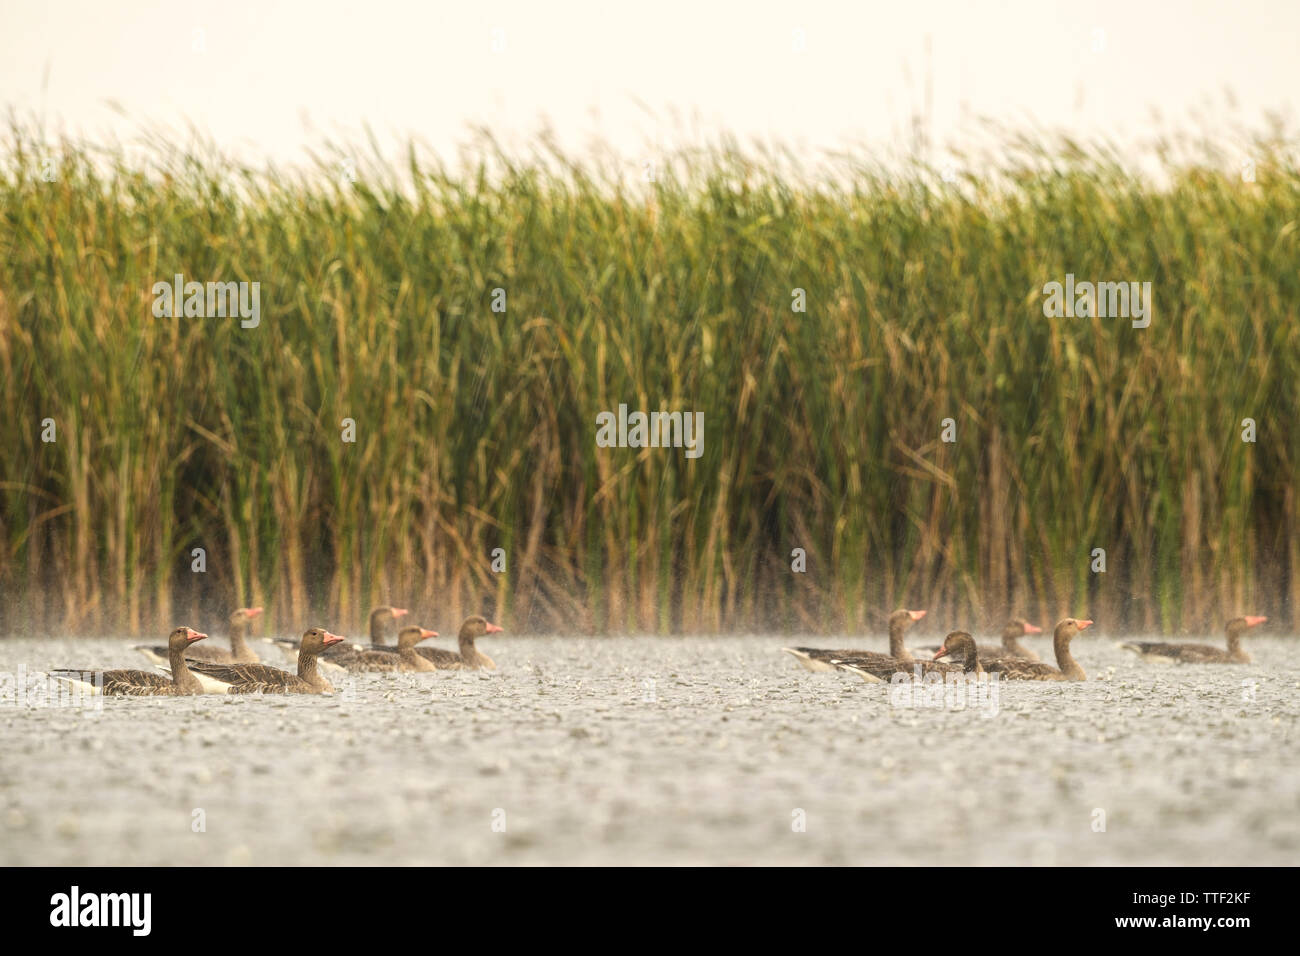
[782,608,926,671]
[53,627,210,696]
[266,605,408,672]
[980,618,1092,681]
[178,627,345,694]
[1120,615,1266,664]
[133,606,263,665]
[918,618,1043,661]
[367,616,502,670]
[830,630,973,683]
[340,625,440,672]
[924,632,986,676]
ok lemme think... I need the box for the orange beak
[1076,619,1094,630]
[241,606,264,617]
[322,631,345,646]
[187,629,208,642]
[1023,622,1043,634]
[485,622,504,634]
[392,608,409,618]
[909,610,927,621]
[1244,615,1267,628]
[932,646,949,660]
[420,628,438,640]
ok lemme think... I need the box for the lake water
[1,632,1295,865]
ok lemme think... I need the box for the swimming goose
[919,618,1043,661]
[53,627,210,696]
[1120,615,1266,664]
[981,618,1092,681]
[927,632,985,675]
[341,625,440,671]
[133,606,263,665]
[388,616,501,670]
[184,627,345,694]
[266,605,407,671]
[364,605,409,647]
[830,630,971,682]
[782,608,926,671]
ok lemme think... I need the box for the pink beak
[420,628,439,639]
[392,607,409,618]
[485,621,504,634]
[909,609,927,621]
[323,631,345,646]
[188,629,208,642]
[1076,619,1094,630]
[1244,615,1268,628]
[241,606,264,617]
[932,647,949,660]
[1023,622,1043,634]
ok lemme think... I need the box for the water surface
[1,633,1295,865]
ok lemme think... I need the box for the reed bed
[1,125,1297,637]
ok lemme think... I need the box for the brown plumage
[266,605,407,667]
[980,619,1043,661]
[188,627,344,693]
[364,605,410,647]
[366,616,502,670]
[134,606,263,665]
[831,629,970,682]
[980,618,1092,681]
[1121,615,1266,664]
[782,608,926,671]
[923,632,986,676]
[918,618,1043,661]
[342,626,440,671]
[54,627,210,696]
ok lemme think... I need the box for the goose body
[341,626,440,672]
[54,628,211,696]
[981,618,1092,681]
[830,654,963,683]
[1120,616,1266,664]
[178,628,345,694]
[267,605,406,672]
[361,616,501,670]
[782,609,926,672]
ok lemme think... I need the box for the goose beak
[1244,615,1267,628]
[485,622,504,634]
[1023,622,1043,634]
[187,629,208,642]
[243,606,264,617]
[392,608,409,618]
[322,631,345,646]
[420,629,439,640]
[932,646,949,660]
[1076,619,1094,630]
[909,609,927,621]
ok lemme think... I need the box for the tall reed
[1,125,1296,636]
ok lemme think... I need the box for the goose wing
[982,658,1060,680]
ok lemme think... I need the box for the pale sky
[1,0,1297,171]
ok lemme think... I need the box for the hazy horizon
[3,0,1298,174]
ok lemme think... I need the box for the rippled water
[1,632,1296,865]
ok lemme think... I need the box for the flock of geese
[782,609,1270,681]
[50,606,501,697]
[46,604,1269,697]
